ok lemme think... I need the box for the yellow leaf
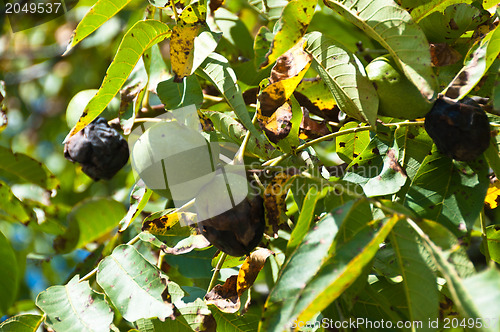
[485,180,500,209]
[142,211,197,236]
[236,248,273,295]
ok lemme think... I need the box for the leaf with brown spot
[429,43,461,67]
[257,39,312,116]
[163,234,211,255]
[142,211,197,236]
[259,0,317,69]
[263,169,299,236]
[295,78,339,120]
[299,108,331,140]
[236,248,273,296]
[205,275,240,313]
[209,0,224,12]
[170,1,220,82]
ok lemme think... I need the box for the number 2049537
[4,2,62,14]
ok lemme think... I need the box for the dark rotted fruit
[424,97,490,161]
[196,172,265,257]
[64,117,129,180]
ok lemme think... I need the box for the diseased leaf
[295,78,338,118]
[65,0,133,52]
[247,0,289,21]
[263,170,297,236]
[260,0,317,68]
[0,146,58,190]
[66,20,171,140]
[0,230,18,314]
[404,148,489,236]
[0,314,43,332]
[236,248,273,295]
[485,179,500,209]
[336,122,370,164]
[36,276,113,332]
[324,0,438,100]
[205,275,240,313]
[170,1,221,82]
[304,32,378,127]
[142,211,197,236]
[96,244,174,322]
[406,0,474,23]
[445,24,500,100]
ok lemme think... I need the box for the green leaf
[260,202,350,331]
[404,148,489,236]
[119,184,153,232]
[418,4,488,43]
[0,314,43,332]
[254,26,274,69]
[336,122,370,164]
[407,219,482,320]
[395,125,433,181]
[54,198,126,253]
[390,221,438,329]
[247,0,289,20]
[445,24,500,100]
[197,53,268,145]
[482,225,500,264]
[286,186,320,256]
[291,215,401,328]
[201,110,277,159]
[214,8,254,59]
[157,76,204,110]
[211,252,246,269]
[344,125,408,197]
[36,275,114,332]
[67,20,171,139]
[304,31,379,128]
[210,306,260,332]
[0,146,58,190]
[324,0,438,100]
[404,0,474,23]
[0,180,31,224]
[96,244,174,322]
[0,230,18,314]
[65,0,133,52]
[259,0,317,68]
[462,268,500,329]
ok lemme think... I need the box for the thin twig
[207,252,227,293]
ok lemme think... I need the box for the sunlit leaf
[286,186,321,255]
[236,248,273,295]
[324,0,438,100]
[65,0,133,52]
[445,24,500,100]
[260,202,350,331]
[336,122,370,164]
[295,78,337,114]
[304,32,378,127]
[0,230,18,314]
[66,20,171,140]
[205,275,240,313]
[405,0,474,23]
[97,244,174,322]
[142,211,197,236]
[247,0,289,20]
[36,276,113,332]
[0,314,43,332]
[259,0,317,68]
[170,1,221,81]
[210,305,260,332]
[0,146,58,190]
[254,26,274,69]
[404,148,489,236]
[485,179,500,209]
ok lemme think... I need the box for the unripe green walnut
[366,55,433,119]
[131,121,217,201]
